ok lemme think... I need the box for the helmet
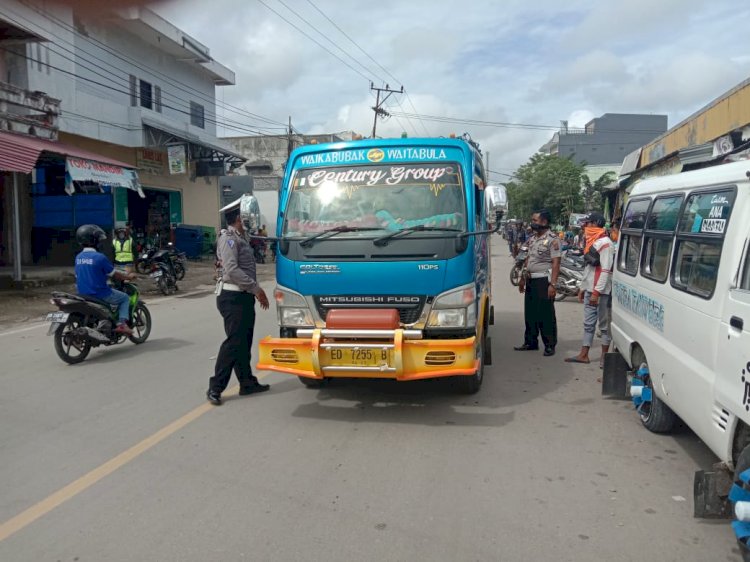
[76,224,107,249]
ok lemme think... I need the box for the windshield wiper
[299,226,382,248]
[373,225,462,246]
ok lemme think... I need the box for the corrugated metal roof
[678,142,715,166]
[0,130,135,173]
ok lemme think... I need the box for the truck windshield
[283,163,465,238]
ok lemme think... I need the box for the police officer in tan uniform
[514,209,561,356]
[206,197,270,406]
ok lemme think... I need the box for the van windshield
[283,163,465,237]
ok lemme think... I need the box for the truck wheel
[633,348,677,433]
[457,336,484,394]
[298,376,326,388]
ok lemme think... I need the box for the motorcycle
[554,250,585,301]
[509,245,528,286]
[46,280,152,364]
[136,243,186,280]
[149,249,179,295]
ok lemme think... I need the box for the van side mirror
[240,195,262,232]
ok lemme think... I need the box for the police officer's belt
[221,282,248,292]
[529,272,549,279]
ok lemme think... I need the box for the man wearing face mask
[514,209,561,356]
[565,212,614,367]
[113,227,134,272]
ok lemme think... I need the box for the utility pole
[370,82,403,138]
[287,115,293,158]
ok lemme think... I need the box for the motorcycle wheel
[53,314,91,364]
[135,260,150,275]
[509,266,520,286]
[174,262,185,280]
[554,291,567,302]
[158,276,170,296]
[128,303,152,344]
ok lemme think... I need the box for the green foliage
[581,171,616,212]
[506,154,586,225]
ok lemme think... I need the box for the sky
[154,0,750,182]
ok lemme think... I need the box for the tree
[506,154,585,226]
[581,171,616,212]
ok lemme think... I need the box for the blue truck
[257,136,506,393]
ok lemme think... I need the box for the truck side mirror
[240,194,262,232]
[485,185,508,227]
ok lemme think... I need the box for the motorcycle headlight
[274,286,314,327]
[427,284,476,328]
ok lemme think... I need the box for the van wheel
[632,348,677,433]
[733,445,750,562]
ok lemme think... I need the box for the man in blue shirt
[74,224,137,335]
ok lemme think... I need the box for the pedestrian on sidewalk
[514,209,561,357]
[565,212,615,367]
[207,197,270,406]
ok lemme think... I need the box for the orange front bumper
[257,330,478,381]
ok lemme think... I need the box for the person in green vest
[113,227,134,272]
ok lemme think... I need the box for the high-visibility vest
[113,237,133,263]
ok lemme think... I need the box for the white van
[602,160,750,550]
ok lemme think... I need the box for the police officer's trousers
[523,277,557,349]
[210,290,259,393]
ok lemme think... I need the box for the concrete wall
[17,1,222,147]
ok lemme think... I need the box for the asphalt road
[0,250,740,561]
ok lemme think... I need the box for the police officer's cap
[219,197,242,214]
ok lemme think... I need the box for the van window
[741,244,750,291]
[618,197,651,276]
[619,234,642,276]
[622,198,651,230]
[642,195,682,283]
[678,189,736,235]
[671,187,736,299]
[646,196,682,231]
[673,240,722,297]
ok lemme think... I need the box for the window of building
[671,187,737,299]
[154,86,162,113]
[129,75,137,106]
[641,195,683,283]
[139,80,153,110]
[190,101,205,128]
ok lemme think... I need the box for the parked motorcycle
[46,280,152,364]
[554,250,585,301]
[509,245,528,286]
[136,243,186,280]
[149,249,178,295]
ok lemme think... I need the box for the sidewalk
[0,260,277,329]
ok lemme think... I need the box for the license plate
[327,348,392,368]
[45,312,69,323]
[150,271,163,278]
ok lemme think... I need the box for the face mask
[118,234,125,240]
[530,223,547,232]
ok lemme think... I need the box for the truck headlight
[427,284,477,328]
[274,285,314,327]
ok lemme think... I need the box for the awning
[142,118,245,163]
[0,130,135,173]
[0,130,144,196]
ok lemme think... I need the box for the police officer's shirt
[217,225,260,295]
[527,230,562,273]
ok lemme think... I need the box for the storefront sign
[65,157,143,196]
[168,145,187,175]
[136,148,166,175]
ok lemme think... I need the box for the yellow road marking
[0,382,250,542]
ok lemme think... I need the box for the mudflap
[601,352,629,399]
[694,465,733,519]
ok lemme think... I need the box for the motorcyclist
[113,227,134,272]
[74,224,137,336]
